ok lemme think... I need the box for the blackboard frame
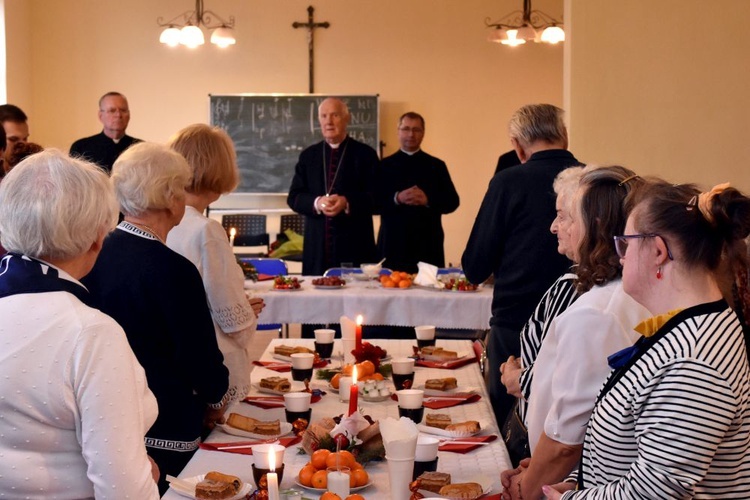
[209,93,380,200]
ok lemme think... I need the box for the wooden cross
[292,5,330,93]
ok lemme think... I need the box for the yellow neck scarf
[634,309,683,337]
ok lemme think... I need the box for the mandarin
[325,451,343,469]
[398,279,411,288]
[320,493,341,500]
[383,280,396,288]
[371,372,384,381]
[338,450,357,468]
[312,449,332,470]
[379,275,390,285]
[298,464,317,486]
[330,373,342,389]
[350,461,364,471]
[346,495,366,500]
[311,469,328,489]
[342,364,353,376]
[352,468,369,487]
[359,360,375,377]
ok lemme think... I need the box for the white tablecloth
[161,339,509,499]
[246,278,493,330]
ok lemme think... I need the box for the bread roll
[438,482,484,499]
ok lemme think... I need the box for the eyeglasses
[613,233,674,260]
[398,127,424,134]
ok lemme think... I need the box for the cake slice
[195,471,241,499]
[439,482,484,499]
[260,376,291,392]
[417,471,451,493]
[226,413,281,435]
[425,377,458,391]
[420,346,458,360]
[425,413,452,429]
[445,420,480,434]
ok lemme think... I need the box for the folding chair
[244,257,289,338]
[221,214,269,256]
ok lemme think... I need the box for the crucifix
[292,5,330,93]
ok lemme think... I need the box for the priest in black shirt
[70,92,141,173]
[377,112,459,273]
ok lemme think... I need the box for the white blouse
[167,206,258,404]
[526,279,650,452]
[0,270,159,499]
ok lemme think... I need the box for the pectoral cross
[292,5,330,93]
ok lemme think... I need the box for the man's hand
[500,355,523,398]
[541,482,575,500]
[321,194,348,216]
[203,405,227,434]
[248,297,265,318]
[397,185,428,206]
[147,455,160,484]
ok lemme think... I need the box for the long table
[162,339,509,499]
[245,278,493,330]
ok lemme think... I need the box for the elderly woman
[0,150,159,498]
[83,142,229,494]
[502,166,652,499]
[545,182,750,499]
[500,166,584,466]
[166,123,264,405]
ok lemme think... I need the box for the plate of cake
[252,377,305,395]
[414,471,491,500]
[216,412,292,439]
[417,414,483,438]
[419,347,468,363]
[168,471,252,500]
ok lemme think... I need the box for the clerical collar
[401,148,420,156]
[326,136,348,149]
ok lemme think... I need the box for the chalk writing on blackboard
[210,94,379,194]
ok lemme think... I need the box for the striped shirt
[563,300,750,499]
[518,271,579,423]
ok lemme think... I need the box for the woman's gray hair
[111,142,192,216]
[0,149,117,260]
[553,166,584,210]
[508,104,567,148]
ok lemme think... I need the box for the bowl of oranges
[296,449,371,493]
[379,271,414,289]
[329,360,385,392]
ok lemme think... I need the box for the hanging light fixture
[485,0,565,46]
[157,0,235,48]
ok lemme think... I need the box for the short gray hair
[553,166,584,211]
[0,149,117,260]
[508,104,567,148]
[111,142,192,216]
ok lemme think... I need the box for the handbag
[502,400,531,467]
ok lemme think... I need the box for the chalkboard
[209,94,379,194]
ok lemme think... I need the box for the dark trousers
[486,324,522,427]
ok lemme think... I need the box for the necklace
[322,140,349,197]
[126,220,165,244]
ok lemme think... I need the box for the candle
[348,365,358,416]
[267,450,280,500]
[355,314,363,351]
[229,227,237,247]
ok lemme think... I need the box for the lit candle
[267,450,280,500]
[355,314,363,351]
[348,365,358,416]
[229,227,237,248]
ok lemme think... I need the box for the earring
[656,267,663,280]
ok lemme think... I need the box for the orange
[342,364,353,376]
[311,469,328,489]
[371,372,384,381]
[325,451,343,469]
[359,360,375,377]
[338,450,357,468]
[312,449,332,470]
[352,468,369,487]
[346,495,365,500]
[330,373,342,390]
[349,470,357,488]
[350,461,364,471]
[320,493,341,500]
[398,279,411,288]
[379,275,390,285]
[298,464,316,486]
[383,279,396,288]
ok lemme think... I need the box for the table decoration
[348,365,359,416]
[300,413,385,465]
[355,314,363,350]
[266,451,279,500]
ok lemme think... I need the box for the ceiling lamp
[486,0,565,46]
[157,0,235,49]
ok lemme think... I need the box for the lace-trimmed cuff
[208,390,232,410]
[212,302,255,332]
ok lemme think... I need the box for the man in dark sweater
[462,104,582,424]
[377,112,459,273]
[70,92,141,173]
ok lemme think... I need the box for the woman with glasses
[501,166,652,500]
[545,181,750,499]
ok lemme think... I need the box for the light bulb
[211,26,236,47]
[159,27,181,47]
[180,25,205,48]
[541,25,565,44]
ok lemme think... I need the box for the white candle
[229,227,237,247]
[327,467,351,498]
[267,451,280,500]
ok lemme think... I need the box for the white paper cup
[251,443,285,469]
[290,352,315,369]
[314,328,335,343]
[415,325,436,340]
[386,456,415,500]
[397,389,424,409]
[391,357,415,375]
[283,391,312,412]
[415,435,440,461]
[339,376,353,402]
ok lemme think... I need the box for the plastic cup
[397,389,424,409]
[251,443,285,469]
[415,435,440,461]
[415,325,436,348]
[314,329,335,343]
[397,406,424,423]
[386,456,415,500]
[283,392,311,411]
[290,352,314,381]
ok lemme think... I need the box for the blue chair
[241,258,288,338]
[437,267,463,275]
[324,267,392,277]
